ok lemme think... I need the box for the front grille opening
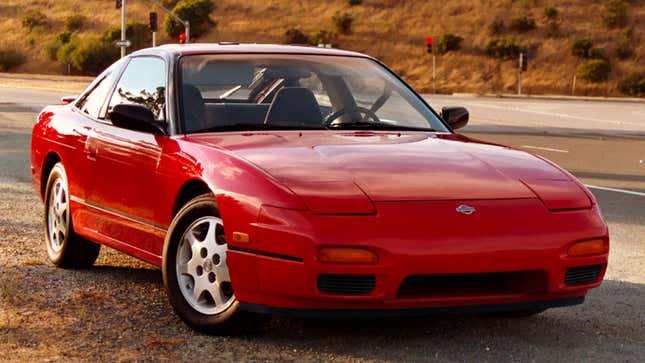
[318,274,376,295]
[397,271,547,299]
[565,264,602,286]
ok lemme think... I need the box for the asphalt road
[1,87,643,362]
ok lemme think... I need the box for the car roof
[130,43,372,59]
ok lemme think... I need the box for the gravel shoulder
[1,101,643,362]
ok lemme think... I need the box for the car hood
[187,131,582,212]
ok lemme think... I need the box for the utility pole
[120,0,127,58]
[432,54,436,94]
[518,52,528,96]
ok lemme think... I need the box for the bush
[0,49,26,71]
[485,37,525,58]
[165,0,216,39]
[577,59,611,83]
[21,11,48,30]
[44,31,74,61]
[437,33,463,54]
[332,12,354,35]
[65,14,86,31]
[545,21,562,38]
[310,30,338,47]
[68,36,120,75]
[102,22,151,50]
[347,0,362,5]
[284,28,309,44]
[615,40,634,59]
[543,6,559,20]
[508,16,536,32]
[618,72,645,96]
[603,0,628,27]
[588,48,607,60]
[571,38,593,58]
[488,18,505,35]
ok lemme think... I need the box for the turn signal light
[319,248,378,264]
[568,239,607,256]
[232,232,250,243]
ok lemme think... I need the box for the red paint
[31,45,608,313]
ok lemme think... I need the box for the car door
[68,60,125,236]
[86,56,169,257]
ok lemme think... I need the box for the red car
[31,44,608,333]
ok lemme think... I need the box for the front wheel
[162,194,267,334]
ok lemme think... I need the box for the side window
[75,58,126,119]
[108,57,166,121]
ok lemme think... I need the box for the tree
[165,0,216,39]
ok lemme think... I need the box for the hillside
[1,0,643,96]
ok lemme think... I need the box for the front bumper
[226,199,608,312]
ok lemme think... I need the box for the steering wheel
[323,106,381,127]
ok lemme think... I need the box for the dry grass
[0,0,643,96]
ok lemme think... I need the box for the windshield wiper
[329,121,435,132]
[199,123,326,133]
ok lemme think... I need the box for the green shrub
[56,41,78,66]
[332,12,354,35]
[508,16,536,32]
[165,0,216,39]
[543,6,559,20]
[615,40,634,59]
[68,36,120,75]
[284,28,309,44]
[577,59,611,83]
[571,38,593,58]
[65,14,86,31]
[488,18,505,35]
[102,22,151,50]
[618,72,645,96]
[615,28,634,59]
[21,11,48,30]
[310,30,338,47]
[545,21,562,38]
[588,48,607,60]
[485,37,525,58]
[603,0,628,27]
[161,0,181,7]
[437,33,463,54]
[348,0,362,5]
[44,31,74,61]
[0,48,26,71]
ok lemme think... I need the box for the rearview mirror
[108,104,166,135]
[441,106,469,130]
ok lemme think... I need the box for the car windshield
[179,54,448,133]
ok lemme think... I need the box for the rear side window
[107,57,167,120]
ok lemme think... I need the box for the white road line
[521,145,569,153]
[585,184,645,197]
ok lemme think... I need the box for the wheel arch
[171,179,214,218]
[41,151,62,199]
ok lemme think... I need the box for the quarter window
[108,57,166,121]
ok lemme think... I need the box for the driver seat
[264,87,323,127]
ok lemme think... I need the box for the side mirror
[108,104,166,135]
[441,106,469,130]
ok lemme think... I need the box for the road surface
[0,87,643,362]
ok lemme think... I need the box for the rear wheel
[162,194,267,334]
[44,163,100,268]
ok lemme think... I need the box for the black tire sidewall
[44,163,72,265]
[162,194,240,333]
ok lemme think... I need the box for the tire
[44,162,100,268]
[162,193,268,334]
